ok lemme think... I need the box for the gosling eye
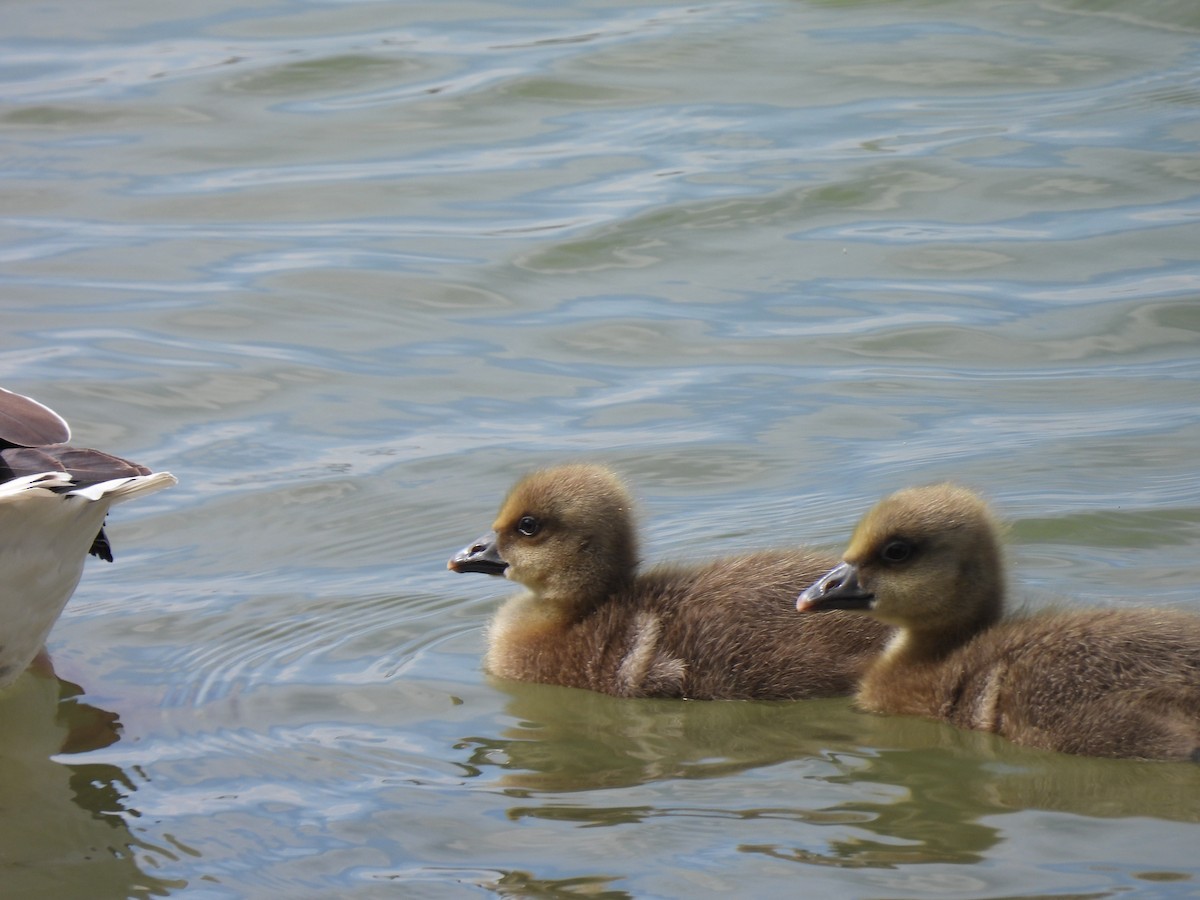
[516,515,541,537]
[880,539,914,564]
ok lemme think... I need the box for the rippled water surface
[4,0,1200,896]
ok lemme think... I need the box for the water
[3,0,1200,896]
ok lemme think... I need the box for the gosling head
[797,484,1005,638]
[448,464,639,606]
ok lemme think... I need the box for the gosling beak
[796,561,874,612]
[447,532,508,576]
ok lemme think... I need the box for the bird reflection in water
[0,659,186,897]
[460,678,1200,874]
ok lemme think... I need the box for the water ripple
[807,196,1200,244]
[8,0,1200,896]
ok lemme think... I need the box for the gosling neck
[891,567,1005,663]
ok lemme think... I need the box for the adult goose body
[0,387,176,688]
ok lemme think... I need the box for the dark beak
[447,532,508,576]
[796,561,874,612]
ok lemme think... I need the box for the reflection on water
[0,664,184,898]
[482,679,1200,812]
[467,679,1200,880]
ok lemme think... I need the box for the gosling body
[798,484,1200,761]
[449,464,889,700]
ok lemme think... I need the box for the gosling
[797,484,1200,761]
[449,464,889,699]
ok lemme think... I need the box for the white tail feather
[67,471,178,504]
[0,472,74,500]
